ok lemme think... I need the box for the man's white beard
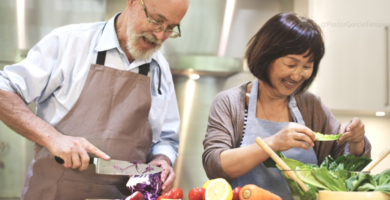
[126,19,162,60]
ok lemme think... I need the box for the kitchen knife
[54,156,163,175]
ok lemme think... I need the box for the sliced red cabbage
[126,172,162,200]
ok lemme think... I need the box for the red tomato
[188,188,206,200]
[127,191,144,200]
[163,187,183,199]
[156,196,165,200]
[232,186,241,200]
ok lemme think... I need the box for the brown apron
[21,50,153,200]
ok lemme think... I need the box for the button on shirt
[0,13,180,164]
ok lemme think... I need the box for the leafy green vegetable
[295,166,329,190]
[263,151,286,168]
[274,154,375,200]
[320,154,372,171]
[374,169,390,195]
[312,168,347,191]
[280,158,307,170]
[264,151,390,199]
[283,175,305,199]
[346,172,376,191]
[314,132,342,141]
[301,187,317,200]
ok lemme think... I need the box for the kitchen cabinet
[307,0,390,112]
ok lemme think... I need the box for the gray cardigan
[202,82,372,181]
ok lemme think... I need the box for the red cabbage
[126,172,163,200]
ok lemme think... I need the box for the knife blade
[54,156,163,175]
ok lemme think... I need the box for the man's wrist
[150,154,172,166]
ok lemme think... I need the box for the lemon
[203,179,213,189]
[205,178,233,200]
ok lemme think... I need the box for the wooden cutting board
[317,191,390,200]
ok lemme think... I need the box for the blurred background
[0,0,389,199]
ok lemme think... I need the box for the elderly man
[0,0,189,199]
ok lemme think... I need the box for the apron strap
[138,63,150,76]
[95,22,108,65]
[94,19,160,95]
[96,51,107,65]
[247,79,259,117]
[288,95,306,125]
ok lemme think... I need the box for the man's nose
[153,30,167,41]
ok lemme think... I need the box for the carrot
[239,184,282,200]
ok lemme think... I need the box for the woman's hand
[338,117,365,144]
[338,117,365,155]
[264,122,316,152]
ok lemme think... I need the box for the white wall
[334,114,390,175]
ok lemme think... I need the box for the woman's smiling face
[267,52,314,97]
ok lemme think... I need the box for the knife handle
[54,156,94,164]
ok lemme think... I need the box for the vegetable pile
[188,178,281,200]
[274,154,390,200]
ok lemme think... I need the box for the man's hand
[0,90,110,171]
[47,134,110,171]
[148,154,175,194]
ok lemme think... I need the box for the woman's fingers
[273,123,315,151]
[339,117,365,144]
[285,123,316,140]
[293,132,315,147]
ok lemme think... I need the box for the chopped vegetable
[239,184,281,200]
[127,172,163,200]
[314,132,342,141]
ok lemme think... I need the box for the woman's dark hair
[245,12,325,94]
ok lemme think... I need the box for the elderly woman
[202,12,371,200]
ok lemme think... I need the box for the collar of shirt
[94,13,159,71]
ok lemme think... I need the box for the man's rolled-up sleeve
[0,33,61,104]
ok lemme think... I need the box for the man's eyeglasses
[140,0,181,38]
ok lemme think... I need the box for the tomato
[162,187,183,199]
[127,191,144,200]
[188,187,206,200]
[232,186,241,200]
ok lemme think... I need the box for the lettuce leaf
[314,132,342,141]
[312,168,347,191]
[263,151,286,168]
